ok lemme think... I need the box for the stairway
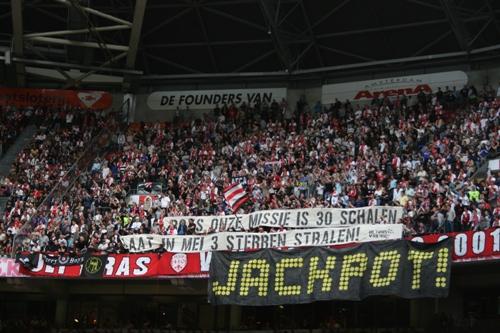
[0,197,8,216]
[0,125,37,177]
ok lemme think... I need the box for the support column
[229,305,241,330]
[410,298,435,330]
[198,304,214,329]
[435,285,464,326]
[54,298,68,328]
[10,0,25,86]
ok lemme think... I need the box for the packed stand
[0,105,35,157]
[0,109,107,255]
[3,85,500,255]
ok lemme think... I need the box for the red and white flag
[223,183,249,212]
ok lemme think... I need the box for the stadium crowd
[0,85,499,255]
[0,108,108,254]
[0,105,33,157]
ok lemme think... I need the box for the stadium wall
[130,66,500,122]
[2,264,500,330]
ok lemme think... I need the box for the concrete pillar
[216,305,226,329]
[410,298,435,330]
[54,298,68,328]
[198,304,214,329]
[229,305,241,330]
[435,286,463,326]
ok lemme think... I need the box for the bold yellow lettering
[408,250,434,290]
[239,259,270,296]
[435,248,449,288]
[369,250,401,287]
[212,261,240,296]
[275,258,303,296]
[339,253,368,291]
[307,256,336,294]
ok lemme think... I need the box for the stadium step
[0,197,8,215]
[0,125,37,177]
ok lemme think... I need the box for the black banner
[80,254,108,278]
[208,239,452,305]
[16,253,38,269]
[43,253,86,266]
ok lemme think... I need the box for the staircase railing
[470,151,500,181]
[10,107,126,258]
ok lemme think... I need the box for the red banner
[0,88,112,110]
[6,228,500,279]
[411,228,500,262]
[18,252,211,278]
[0,257,26,277]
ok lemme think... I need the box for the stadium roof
[1,0,500,87]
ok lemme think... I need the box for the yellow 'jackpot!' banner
[208,239,452,305]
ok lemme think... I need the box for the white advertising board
[147,88,287,110]
[322,71,468,104]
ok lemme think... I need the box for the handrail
[470,152,500,181]
[9,108,124,258]
[60,114,124,205]
[59,98,132,206]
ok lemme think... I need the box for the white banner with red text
[149,206,404,234]
[321,71,468,103]
[120,224,403,253]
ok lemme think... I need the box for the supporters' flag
[16,253,39,269]
[223,183,249,212]
[80,253,108,278]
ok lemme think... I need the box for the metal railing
[470,151,500,181]
[10,109,124,258]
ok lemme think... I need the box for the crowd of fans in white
[0,85,499,255]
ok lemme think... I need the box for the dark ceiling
[1,0,500,79]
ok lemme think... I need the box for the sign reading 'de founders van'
[147,88,287,110]
[321,71,468,104]
[208,239,452,305]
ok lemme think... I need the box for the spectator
[0,84,499,254]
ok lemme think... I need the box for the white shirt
[131,221,142,230]
[160,196,171,209]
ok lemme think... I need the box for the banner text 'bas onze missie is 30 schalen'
[144,206,404,234]
[208,239,452,305]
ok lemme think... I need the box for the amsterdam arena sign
[321,71,468,103]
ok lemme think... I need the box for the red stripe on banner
[412,228,500,262]
[231,195,249,212]
[18,252,211,278]
[225,187,246,203]
[223,184,243,199]
[223,183,238,194]
[6,228,500,280]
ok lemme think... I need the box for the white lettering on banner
[160,206,404,233]
[488,158,500,172]
[412,228,500,262]
[472,231,485,254]
[147,88,287,110]
[493,228,500,252]
[0,258,24,277]
[454,234,468,257]
[120,224,403,253]
[321,71,468,104]
[200,252,211,272]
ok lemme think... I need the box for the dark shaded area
[0,0,500,75]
